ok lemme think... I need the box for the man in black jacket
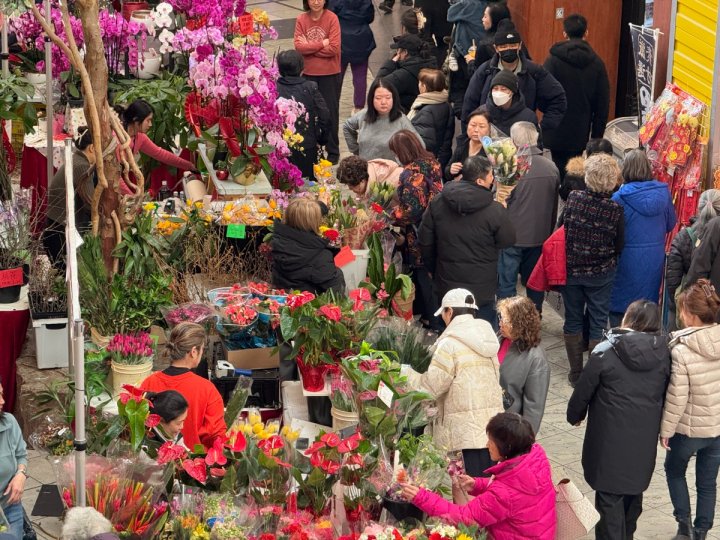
[543,14,610,180]
[375,34,437,114]
[461,20,567,134]
[419,155,516,328]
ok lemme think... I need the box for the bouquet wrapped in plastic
[162,303,216,329]
[481,136,532,187]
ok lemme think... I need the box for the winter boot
[564,334,584,386]
[694,529,707,540]
[672,518,692,539]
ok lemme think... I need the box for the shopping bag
[555,478,600,540]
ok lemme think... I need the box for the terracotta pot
[297,356,328,392]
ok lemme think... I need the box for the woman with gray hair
[608,149,676,327]
[559,153,625,385]
[666,189,720,329]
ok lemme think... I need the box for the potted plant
[360,233,414,320]
[107,332,154,398]
[279,290,377,392]
[0,189,33,303]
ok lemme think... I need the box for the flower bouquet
[162,302,216,328]
[366,181,397,211]
[361,233,414,319]
[481,136,532,187]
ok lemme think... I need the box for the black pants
[306,74,342,162]
[43,220,66,271]
[462,448,495,478]
[412,265,437,325]
[416,0,451,66]
[594,491,643,540]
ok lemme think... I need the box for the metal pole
[64,138,86,507]
[44,0,53,191]
[1,13,9,77]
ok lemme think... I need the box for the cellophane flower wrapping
[481,137,532,187]
[54,454,170,539]
[385,437,450,502]
[161,302,217,328]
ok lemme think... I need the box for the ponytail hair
[145,390,188,423]
[677,278,720,325]
[74,126,93,150]
[165,321,206,362]
[115,99,154,130]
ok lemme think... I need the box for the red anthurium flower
[182,457,207,484]
[119,385,145,405]
[321,459,340,474]
[320,432,341,448]
[306,441,326,455]
[225,431,247,453]
[258,435,284,455]
[310,451,324,468]
[317,304,342,322]
[157,442,187,465]
[338,433,361,454]
[209,467,227,478]
[344,453,364,467]
[205,437,228,467]
[287,291,315,309]
[259,534,276,540]
[144,414,162,429]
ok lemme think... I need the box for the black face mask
[499,48,519,64]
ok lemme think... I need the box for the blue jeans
[1,501,23,539]
[665,434,720,531]
[561,270,616,340]
[497,246,544,314]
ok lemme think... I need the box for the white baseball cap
[434,288,479,317]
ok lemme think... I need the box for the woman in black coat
[276,50,330,179]
[444,107,489,182]
[408,68,455,169]
[567,300,670,540]
[330,0,375,112]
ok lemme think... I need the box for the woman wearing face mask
[444,107,491,182]
[44,126,96,269]
[485,71,539,138]
[343,78,423,162]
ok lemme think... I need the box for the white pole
[64,138,86,507]
[1,12,9,77]
[44,0,52,190]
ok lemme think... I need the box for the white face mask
[492,91,512,106]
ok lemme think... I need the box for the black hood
[399,54,437,76]
[278,75,306,86]
[549,39,598,68]
[441,180,494,215]
[606,329,670,372]
[486,92,529,122]
[272,220,329,250]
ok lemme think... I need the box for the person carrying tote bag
[555,478,601,539]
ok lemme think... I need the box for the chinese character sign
[630,23,660,121]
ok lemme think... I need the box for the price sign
[0,268,23,288]
[238,13,254,35]
[226,224,246,239]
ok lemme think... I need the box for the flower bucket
[392,284,416,320]
[137,50,161,79]
[111,359,153,398]
[331,407,359,431]
[382,496,424,523]
[297,357,328,392]
[24,73,47,98]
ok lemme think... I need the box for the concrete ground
[12,0,715,538]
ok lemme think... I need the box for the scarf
[407,90,449,120]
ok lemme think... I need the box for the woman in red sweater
[117,99,197,194]
[141,322,226,450]
[294,0,342,164]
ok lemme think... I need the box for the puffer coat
[405,314,503,450]
[411,444,556,539]
[660,324,720,438]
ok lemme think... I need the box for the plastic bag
[481,136,532,186]
[224,375,253,428]
[29,415,73,456]
[161,302,216,328]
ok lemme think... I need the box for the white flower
[156,2,173,15]
[154,13,172,28]
[158,28,174,43]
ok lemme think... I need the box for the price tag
[334,245,356,268]
[0,268,23,288]
[227,224,246,239]
[238,13,254,35]
[377,380,394,408]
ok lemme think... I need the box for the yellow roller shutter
[671,0,717,107]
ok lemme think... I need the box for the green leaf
[307,466,327,488]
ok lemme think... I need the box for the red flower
[260,534,277,540]
[157,441,187,464]
[429,533,442,540]
[371,202,384,214]
[144,413,162,428]
[338,432,362,454]
[119,385,145,405]
[226,431,247,453]
[310,451,324,468]
[358,390,378,401]
[258,435,284,455]
[205,436,228,466]
[320,432,341,448]
[392,530,403,540]
[349,288,371,311]
[287,291,315,309]
[182,457,207,484]
[209,467,227,477]
[317,304,342,322]
[321,459,340,474]
[306,441,326,455]
[359,359,381,374]
[344,453,364,467]
[322,229,340,242]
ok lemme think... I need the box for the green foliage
[113,212,168,278]
[117,397,150,453]
[110,272,173,333]
[367,319,434,373]
[0,71,39,133]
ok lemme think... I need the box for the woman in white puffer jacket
[404,288,504,477]
[660,278,720,540]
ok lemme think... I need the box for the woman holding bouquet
[389,130,443,327]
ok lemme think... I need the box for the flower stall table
[20,131,65,236]
[0,286,31,413]
[198,143,273,200]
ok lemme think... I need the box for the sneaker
[378,1,393,13]
[448,53,459,72]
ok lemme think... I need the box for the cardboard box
[221,341,280,370]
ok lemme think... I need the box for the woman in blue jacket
[330,0,375,114]
[609,149,676,327]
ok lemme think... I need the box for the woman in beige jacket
[404,288,504,477]
[660,278,720,540]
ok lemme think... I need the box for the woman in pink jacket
[401,412,556,540]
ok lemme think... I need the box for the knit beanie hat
[491,70,519,94]
[494,19,522,46]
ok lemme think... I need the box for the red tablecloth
[0,309,30,413]
[20,146,54,236]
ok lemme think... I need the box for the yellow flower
[285,430,299,443]
[252,423,264,435]
[143,202,157,212]
[252,8,271,27]
[191,523,210,540]
[266,421,279,434]
[248,412,262,426]
[457,534,472,540]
